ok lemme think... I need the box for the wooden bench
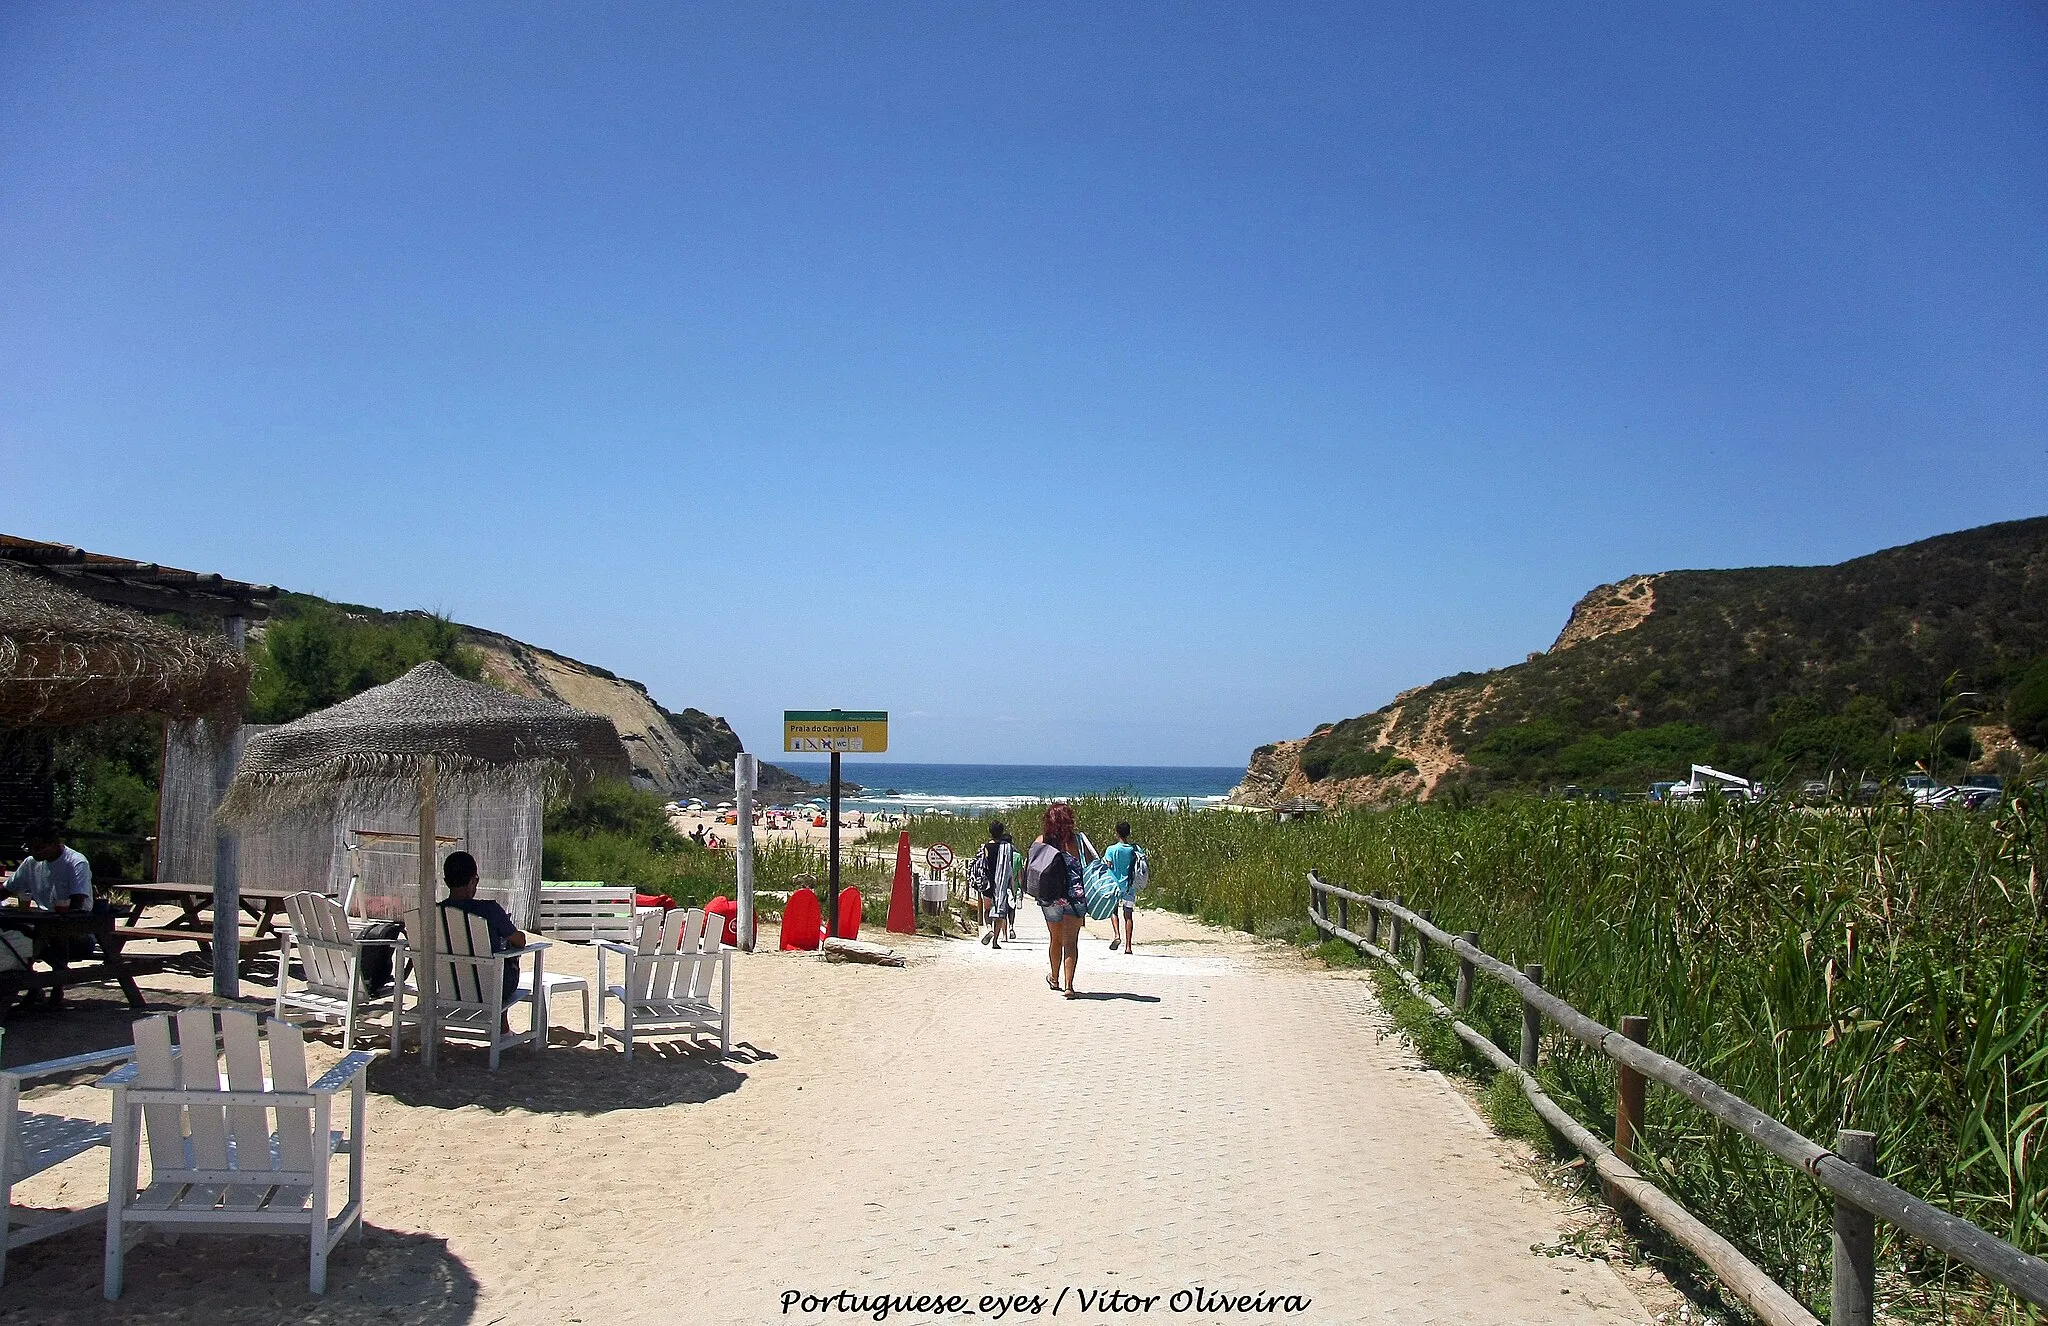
[535,884,641,943]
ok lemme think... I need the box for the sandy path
[0,908,1647,1325]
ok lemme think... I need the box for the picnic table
[0,908,147,1017]
[114,881,293,973]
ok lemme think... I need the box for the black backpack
[1024,841,1069,901]
[356,921,406,995]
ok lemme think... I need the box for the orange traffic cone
[887,831,917,934]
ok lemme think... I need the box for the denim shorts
[1039,898,1084,925]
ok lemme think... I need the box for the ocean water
[770,762,1243,813]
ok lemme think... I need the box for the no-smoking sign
[924,843,955,874]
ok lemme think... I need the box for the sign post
[784,710,888,941]
[735,753,758,952]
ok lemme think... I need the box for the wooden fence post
[1607,1013,1651,1209]
[1519,963,1544,1071]
[1365,894,1381,946]
[1454,932,1478,1011]
[1389,895,1404,956]
[1413,909,1431,979]
[1833,1129,1878,1326]
[1338,893,1349,933]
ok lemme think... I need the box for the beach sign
[783,710,888,754]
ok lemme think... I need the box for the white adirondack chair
[597,907,731,1060]
[401,908,552,1070]
[275,892,407,1054]
[0,1045,135,1286]
[99,1009,373,1299]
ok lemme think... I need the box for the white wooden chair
[98,1009,373,1299]
[275,892,407,1054]
[535,885,644,943]
[0,1045,135,1286]
[401,908,552,1070]
[597,907,731,1060]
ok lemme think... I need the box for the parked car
[1959,774,2003,810]
[1798,780,1831,805]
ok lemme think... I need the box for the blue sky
[3,3,2043,765]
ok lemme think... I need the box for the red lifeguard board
[779,887,823,951]
[836,886,863,941]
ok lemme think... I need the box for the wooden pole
[1337,893,1349,933]
[1366,893,1380,946]
[1454,931,1478,1011]
[1833,1129,1878,1326]
[1615,1015,1650,1166]
[1413,909,1431,979]
[1519,962,1544,1071]
[417,757,440,1070]
[736,754,757,952]
[210,615,247,999]
[1389,894,1404,957]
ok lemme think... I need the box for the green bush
[1299,719,1417,782]
[542,781,726,906]
[2012,658,2048,749]
[247,594,484,724]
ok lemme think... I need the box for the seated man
[438,850,526,1015]
[4,820,95,1004]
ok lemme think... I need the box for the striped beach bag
[1083,860,1120,920]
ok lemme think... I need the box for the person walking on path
[974,820,1017,949]
[1103,820,1142,954]
[1029,803,1091,998]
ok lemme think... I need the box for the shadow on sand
[1066,991,1162,1003]
[0,1225,479,1325]
[367,1038,771,1114]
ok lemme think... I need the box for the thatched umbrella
[220,660,629,1067]
[0,564,249,727]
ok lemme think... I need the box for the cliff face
[1233,517,2048,807]
[462,628,819,801]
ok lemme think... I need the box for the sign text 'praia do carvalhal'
[783,711,888,754]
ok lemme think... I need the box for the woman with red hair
[1032,801,1093,998]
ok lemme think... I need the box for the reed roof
[0,564,252,727]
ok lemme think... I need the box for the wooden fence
[1307,871,2048,1326]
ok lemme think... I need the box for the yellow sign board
[783,710,888,755]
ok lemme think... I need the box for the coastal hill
[251,593,819,802]
[1232,516,2048,806]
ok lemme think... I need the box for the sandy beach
[667,806,906,852]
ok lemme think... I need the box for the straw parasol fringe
[219,754,585,823]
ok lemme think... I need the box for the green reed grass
[880,790,2048,1320]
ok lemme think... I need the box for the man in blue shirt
[1103,821,1140,955]
[439,850,526,1008]
[6,821,93,913]
[5,821,97,1005]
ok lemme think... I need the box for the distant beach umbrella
[220,660,628,1068]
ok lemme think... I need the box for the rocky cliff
[462,627,819,801]
[1232,517,2048,806]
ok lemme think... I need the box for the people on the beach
[1029,803,1090,998]
[4,821,93,913]
[439,850,526,1017]
[974,819,1016,949]
[1104,820,1141,954]
[3,820,96,1005]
